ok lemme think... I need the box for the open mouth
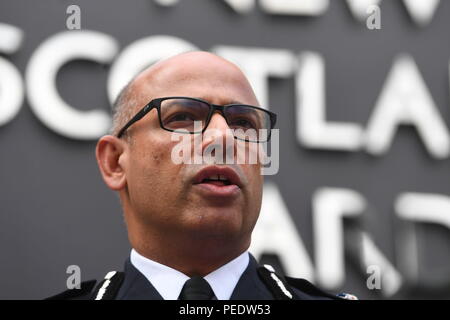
[200,174,232,186]
[192,166,242,198]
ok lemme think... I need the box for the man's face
[121,53,263,245]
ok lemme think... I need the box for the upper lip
[193,166,243,188]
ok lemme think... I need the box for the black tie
[178,276,215,300]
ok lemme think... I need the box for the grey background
[0,0,449,299]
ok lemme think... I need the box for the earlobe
[96,135,127,191]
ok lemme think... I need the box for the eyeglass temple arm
[116,104,154,138]
[270,113,277,129]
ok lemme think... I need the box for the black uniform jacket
[47,254,344,300]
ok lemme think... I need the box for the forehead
[132,53,258,106]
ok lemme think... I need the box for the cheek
[249,163,263,184]
[129,138,185,199]
[126,139,157,189]
[244,165,263,207]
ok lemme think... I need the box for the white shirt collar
[130,249,249,300]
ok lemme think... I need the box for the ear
[96,135,128,191]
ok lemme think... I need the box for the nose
[200,112,236,164]
[208,111,230,132]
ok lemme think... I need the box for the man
[48,51,351,300]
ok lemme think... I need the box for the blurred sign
[0,0,449,299]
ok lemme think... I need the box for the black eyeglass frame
[116,96,277,142]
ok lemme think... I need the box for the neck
[128,221,250,277]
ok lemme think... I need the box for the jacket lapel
[116,259,163,300]
[230,254,274,300]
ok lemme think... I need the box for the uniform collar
[130,249,249,300]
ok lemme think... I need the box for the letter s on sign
[0,23,24,128]
[25,31,119,140]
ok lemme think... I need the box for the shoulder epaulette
[257,264,298,300]
[91,271,125,300]
[285,277,358,300]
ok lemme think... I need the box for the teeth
[204,174,229,181]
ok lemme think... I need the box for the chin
[187,207,245,237]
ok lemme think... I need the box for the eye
[230,118,256,129]
[166,112,196,123]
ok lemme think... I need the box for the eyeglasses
[116,96,277,142]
